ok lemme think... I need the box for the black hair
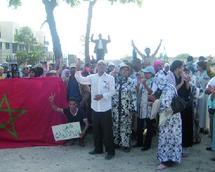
[170,60,184,72]
[197,61,207,71]
[187,56,193,62]
[68,97,78,103]
[35,67,44,77]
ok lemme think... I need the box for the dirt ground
[0,134,214,172]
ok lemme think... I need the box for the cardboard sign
[52,122,81,141]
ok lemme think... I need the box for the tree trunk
[84,0,97,64]
[42,0,62,68]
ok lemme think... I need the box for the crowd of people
[0,50,215,170]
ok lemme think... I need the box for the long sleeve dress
[157,83,182,163]
[112,76,137,148]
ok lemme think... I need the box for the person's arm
[91,34,96,43]
[151,39,163,57]
[176,80,184,90]
[142,79,153,95]
[75,59,91,85]
[79,85,90,107]
[131,40,144,58]
[80,118,89,138]
[48,93,64,113]
[107,35,111,43]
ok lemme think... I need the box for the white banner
[52,122,81,141]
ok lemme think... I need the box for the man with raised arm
[75,59,115,160]
[91,33,111,61]
[132,39,163,67]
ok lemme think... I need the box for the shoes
[121,147,131,152]
[141,146,150,151]
[211,157,215,161]
[114,144,120,149]
[64,140,74,146]
[89,150,103,155]
[204,130,209,135]
[206,147,212,151]
[79,140,85,147]
[132,143,143,148]
[105,154,114,160]
[156,163,167,170]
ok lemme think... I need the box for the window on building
[12,43,18,53]
[5,42,10,49]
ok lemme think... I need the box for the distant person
[132,39,162,67]
[0,66,5,79]
[91,33,111,61]
[186,56,195,74]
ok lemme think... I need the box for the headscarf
[153,60,162,73]
[166,71,176,87]
[61,69,70,81]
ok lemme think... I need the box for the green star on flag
[0,95,26,138]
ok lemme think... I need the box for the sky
[1,0,215,60]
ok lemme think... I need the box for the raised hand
[76,58,81,71]
[48,93,55,103]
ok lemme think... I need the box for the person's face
[0,69,4,75]
[29,71,35,77]
[108,65,115,72]
[98,34,102,39]
[65,71,70,78]
[145,48,151,55]
[144,72,152,79]
[164,66,170,72]
[197,65,203,72]
[69,101,77,110]
[97,63,106,74]
[133,62,142,72]
[23,68,29,74]
[70,67,76,76]
[120,67,130,77]
[176,65,184,75]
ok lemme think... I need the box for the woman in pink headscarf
[153,60,163,74]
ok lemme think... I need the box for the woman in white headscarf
[61,69,70,88]
[157,60,183,170]
[112,62,137,152]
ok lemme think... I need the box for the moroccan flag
[0,77,67,148]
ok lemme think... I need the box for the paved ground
[0,134,214,172]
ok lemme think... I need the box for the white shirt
[75,71,115,112]
[206,77,215,88]
[98,39,103,49]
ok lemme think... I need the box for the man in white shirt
[75,60,115,160]
[91,33,111,61]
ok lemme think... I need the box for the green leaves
[8,0,22,8]
[108,0,143,6]
[15,27,46,65]
[63,0,81,6]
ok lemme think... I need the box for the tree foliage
[8,0,21,8]
[15,27,45,65]
[15,27,37,52]
[8,0,144,64]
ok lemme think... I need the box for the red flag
[0,77,67,148]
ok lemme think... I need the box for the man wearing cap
[75,59,115,160]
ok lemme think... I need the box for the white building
[0,21,49,64]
